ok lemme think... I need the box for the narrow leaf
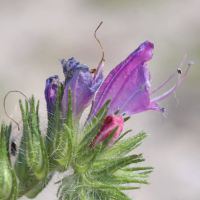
[65,88,73,133]
[114,129,132,144]
[124,116,131,122]
[7,168,18,200]
[34,135,49,182]
[56,124,73,170]
[83,99,111,136]
[101,126,119,151]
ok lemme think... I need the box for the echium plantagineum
[42,39,193,199]
[0,22,194,200]
[45,40,193,130]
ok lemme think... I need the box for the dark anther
[177,69,182,74]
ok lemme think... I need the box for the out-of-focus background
[0,0,200,199]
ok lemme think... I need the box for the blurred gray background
[0,0,200,199]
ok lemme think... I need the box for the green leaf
[83,177,140,191]
[84,100,94,126]
[93,189,132,200]
[91,154,144,178]
[124,116,131,122]
[56,124,73,170]
[73,144,102,174]
[114,129,132,144]
[25,171,54,199]
[115,169,150,178]
[6,122,12,164]
[15,101,33,182]
[57,88,74,165]
[46,84,64,165]
[122,166,154,171]
[16,97,49,198]
[18,176,40,197]
[34,135,49,182]
[101,125,119,151]
[65,88,73,132]
[79,189,88,200]
[36,100,41,135]
[114,109,120,115]
[83,99,111,136]
[29,96,43,170]
[100,174,149,185]
[0,121,12,199]
[92,154,141,171]
[99,131,147,158]
[6,168,18,200]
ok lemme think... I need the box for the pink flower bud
[90,115,124,148]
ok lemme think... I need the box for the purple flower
[61,57,104,122]
[45,75,60,115]
[89,40,192,120]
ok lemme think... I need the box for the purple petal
[61,58,103,122]
[90,41,154,119]
[45,75,60,115]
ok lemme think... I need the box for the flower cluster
[0,39,193,200]
[45,40,192,147]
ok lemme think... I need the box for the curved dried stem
[4,90,29,130]
[94,21,104,61]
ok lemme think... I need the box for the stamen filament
[150,63,191,104]
[150,52,187,96]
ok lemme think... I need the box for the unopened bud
[90,115,124,148]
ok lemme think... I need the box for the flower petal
[90,41,154,119]
[61,58,103,122]
[44,75,60,115]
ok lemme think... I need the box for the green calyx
[14,96,49,198]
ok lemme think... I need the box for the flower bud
[90,115,124,148]
[45,75,60,116]
[15,97,49,186]
[61,57,103,122]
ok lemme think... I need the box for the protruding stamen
[150,52,188,96]
[150,62,192,104]
[4,90,30,131]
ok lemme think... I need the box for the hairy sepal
[17,98,49,182]
[46,84,64,167]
